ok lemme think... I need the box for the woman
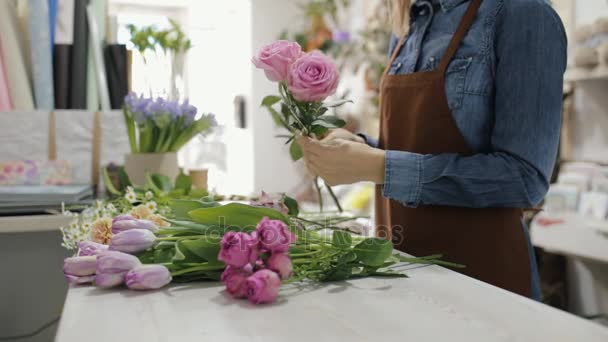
[298,0,567,300]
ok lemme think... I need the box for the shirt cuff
[383,150,423,207]
[357,133,379,148]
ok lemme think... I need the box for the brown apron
[375,0,531,297]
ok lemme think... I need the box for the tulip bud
[112,218,157,234]
[109,229,156,253]
[78,241,109,256]
[63,256,97,276]
[96,251,141,274]
[95,272,127,288]
[112,214,135,224]
[125,265,172,290]
[266,253,293,280]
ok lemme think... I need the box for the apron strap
[437,0,483,73]
[384,36,408,78]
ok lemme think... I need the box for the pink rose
[287,51,339,102]
[266,253,293,280]
[255,217,296,253]
[253,40,302,82]
[221,265,253,298]
[246,269,282,304]
[218,232,258,268]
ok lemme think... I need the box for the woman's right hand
[321,128,366,144]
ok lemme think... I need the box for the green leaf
[323,99,353,108]
[311,115,346,128]
[118,166,132,188]
[102,167,121,196]
[178,237,223,264]
[174,171,192,193]
[261,95,282,107]
[189,188,209,198]
[151,173,172,192]
[332,230,352,249]
[282,195,299,217]
[153,248,175,264]
[267,106,286,128]
[353,238,393,267]
[170,199,208,219]
[188,203,289,230]
[311,125,329,137]
[172,240,207,264]
[289,140,303,161]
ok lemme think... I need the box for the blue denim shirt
[365,0,567,209]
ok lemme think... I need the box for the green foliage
[188,203,289,229]
[289,140,303,161]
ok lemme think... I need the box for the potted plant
[122,93,216,185]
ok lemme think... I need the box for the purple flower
[332,30,351,44]
[96,251,141,274]
[287,51,339,102]
[77,241,109,256]
[165,100,182,118]
[64,274,95,285]
[112,218,157,234]
[266,253,293,280]
[221,265,253,298]
[218,232,259,268]
[180,100,198,126]
[246,269,282,304]
[124,92,138,109]
[255,217,296,253]
[95,272,127,288]
[109,229,156,253]
[112,214,136,224]
[63,256,97,276]
[125,265,172,290]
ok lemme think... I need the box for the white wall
[250,0,304,194]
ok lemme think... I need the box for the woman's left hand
[297,136,386,186]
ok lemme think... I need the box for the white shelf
[565,67,608,82]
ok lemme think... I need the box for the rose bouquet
[253,40,351,212]
[123,93,217,153]
[62,194,462,304]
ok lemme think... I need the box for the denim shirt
[366,0,567,209]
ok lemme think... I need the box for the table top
[55,261,608,342]
[531,213,608,263]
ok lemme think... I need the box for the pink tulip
[109,229,156,253]
[64,274,95,285]
[221,265,253,298]
[112,218,157,234]
[218,231,258,268]
[63,256,97,276]
[287,51,339,102]
[95,272,127,288]
[96,251,141,274]
[255,217,296,253]
[125,265,172,290]
[78,241,109,256]
[252,40,302,82]
[266,253,293,280]
[246,269,282,304]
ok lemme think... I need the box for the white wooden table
[55,260,608,342]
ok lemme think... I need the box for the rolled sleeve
[383,150,423,207]
[357,133,379,148]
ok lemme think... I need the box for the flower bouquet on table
[122,93,217,185]
[62,193,462,304]
[253,40,351,212]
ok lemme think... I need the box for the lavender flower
[96,251,141,274]
[180,99,198,126]
[165,100,183,119]
[78,241,109,256]
[112,218,157,234]
[63,256,97,276]
[332,30,351,44]
[125,265,172,290]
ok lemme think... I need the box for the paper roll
[86,0,107,111]
[0,45,13,111]
[28,0,55,110]
[0,0,35,110]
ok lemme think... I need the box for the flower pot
[124,153,179,186]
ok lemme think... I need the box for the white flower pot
[124,153,179,186]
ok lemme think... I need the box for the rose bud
[63,256,97,276]
[218,231,258,268]
[95,272,127,288]
[221,265,253,298]
[125,265,172,290]
[109,229,156,253]
[111,218,157,234]
[255,217,296,253]
[78,241,109,256]
[246,269,282,304]
[96,251,141,274]
[266,253,293,280]
[64,274,95,285]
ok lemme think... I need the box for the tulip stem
[171,264,225,277]
[289,250,322,257]
[156,236,201,241]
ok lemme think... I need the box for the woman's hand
[297,136,385,186]
[321,128,366,144]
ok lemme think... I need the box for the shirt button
[395,62,402,70]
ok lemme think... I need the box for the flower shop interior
[1,0,608,341]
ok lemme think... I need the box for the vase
[170,51,187,101]
[124,153,179,186]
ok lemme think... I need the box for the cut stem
[314,176,323,212]
[325,183,343,212]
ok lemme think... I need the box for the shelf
[565,67,608,82]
